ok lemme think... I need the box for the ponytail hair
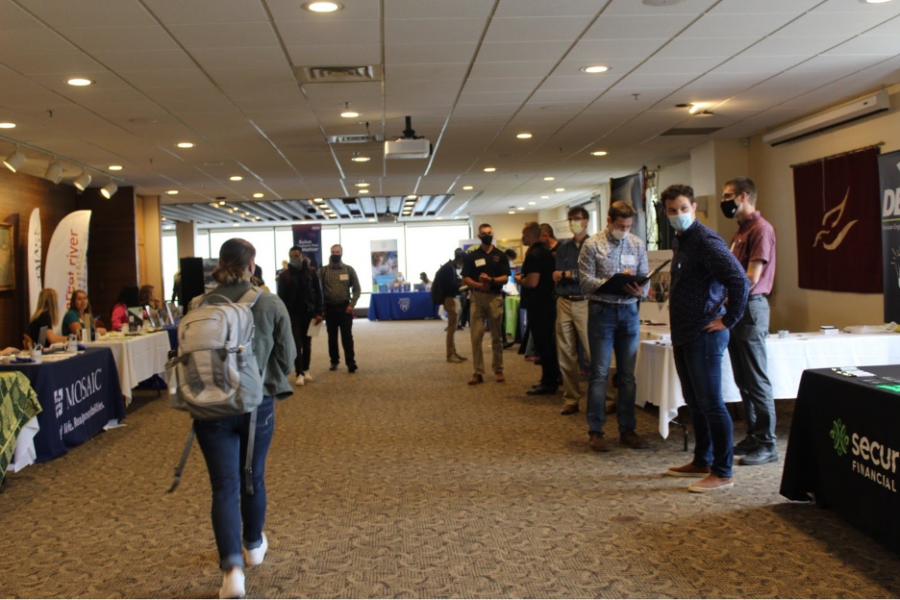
[212,238,256,286]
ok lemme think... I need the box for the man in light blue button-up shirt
[578,201,649,453]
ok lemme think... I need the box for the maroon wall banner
[792,146,882,293]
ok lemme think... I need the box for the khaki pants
[556,297,590,407]
[470,291,504,375]
[443,297,460,358]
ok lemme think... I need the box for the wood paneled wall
[76,187,137,326]
[0,169,78,349]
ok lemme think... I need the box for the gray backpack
[170,287,264,420]
[166,286,265,494]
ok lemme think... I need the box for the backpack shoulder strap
[237,286,264,308]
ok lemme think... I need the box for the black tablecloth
[781,365,900,552]
[0,348,125,462]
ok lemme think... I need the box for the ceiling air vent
[660,127,721,136]
[296,65,383,84]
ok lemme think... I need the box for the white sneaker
[246,533,268,566]
[304,372,314,383]
[294,374,305,386]
[219,567,245,599]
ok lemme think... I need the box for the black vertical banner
[878,150,900,322]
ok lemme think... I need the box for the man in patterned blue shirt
[578,201,649,453]
[661,184,749,493]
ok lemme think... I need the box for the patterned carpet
[2,319,900,598]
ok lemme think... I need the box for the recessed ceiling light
[67,78,92,86]
[516,133,532,139]
[508,210,516,215]
[210,203,218,207]
[406,194,418,200]
[0,122,15,129]
[528,201,536,205]
[436,217,443,220]
[232,223,239,227]
[580,66,609,74]
[313,197,324,202]
[166,190,178,195]
[341,109,360,118]
[555,188,565,192]
[351,155,370,162]
[218,201,226,206]
[253,193,264,198]
[108,165,123,171]
[462,185,474,191]
[368,218,376,222]
[517,207,525,211]
[591,151,608,156]
[355,182,369,187]
[541,195,549,199]
[177,142,194,148]
[302,1,343,12]
[230,175,243,181]
[543,176,555,181]
[161,217,167,222]
[687,102,713,115]
[484,167,496,172]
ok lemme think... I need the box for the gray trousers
[727,295,777,448]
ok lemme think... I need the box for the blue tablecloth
[163,324,178,350]
[367,292,438,321]
[0,348,125,462]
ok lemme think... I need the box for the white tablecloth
[87,332,171,402]
[635,332,900,439]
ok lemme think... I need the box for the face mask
[609,228,627,241]
[330,254,342,264]
[479,234,493,246]
[290,258,303,268]
[569,220,584,236]
[720,200,738,219]
[668,213,694,233]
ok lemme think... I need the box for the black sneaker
[329,363,339,371]
[739,446,779,466]
[348,364,358,373]
[733,434,758,456]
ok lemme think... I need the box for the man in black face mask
[277,246,324,386]
[721,177,778,466]
[319,244,361,373]
[461,223,509,384]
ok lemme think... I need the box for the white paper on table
[307,320,323,338]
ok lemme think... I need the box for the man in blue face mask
[661,184,749,493]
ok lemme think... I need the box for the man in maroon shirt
[721,177,778,466]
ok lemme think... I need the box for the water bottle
[66,334,78,353]
[31,345,42,364]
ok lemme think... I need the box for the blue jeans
[672,330,733,478]
[194,396,275,571]
[586,301,639,436]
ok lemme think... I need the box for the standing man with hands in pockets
[578,201,650,453]
[462,224,509,385]
[319,244,361,373]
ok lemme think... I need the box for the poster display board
[371,239,399,291]
[878,149,900,322]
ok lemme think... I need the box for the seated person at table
[111,283,140,331]
[62,289,107,338]
[139,284,163,323]
[28,288,68,346]
[419,272,432,291]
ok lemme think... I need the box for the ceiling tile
[477,41,570,62]
[278,20,381,46]
[56,25,179,52]
[776,11,891,37]
[143,0,269,24]
[681,13,796,38]
[384,18,485,44]
[168,22,279,49]
[288,44,381,65]
[0,27,77,54]
[485,17,588,43]
[384,0,491,20]
[17,0,156,27]
[584,15,697,40]
[495,0,603,18]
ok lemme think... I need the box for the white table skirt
[635,332,900,439]
[86,331,171,402]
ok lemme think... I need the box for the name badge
[339,274,349,281]
[475,258,486,267]
[621,255,637,267]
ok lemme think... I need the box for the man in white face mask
[577,201,650,453]
[551,207,591,412]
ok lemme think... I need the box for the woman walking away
[188,238,296,598]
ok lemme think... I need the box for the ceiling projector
[385,116,431,159]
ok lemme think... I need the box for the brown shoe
[688,474,735,493]
[468,374,484,385]
[589,433,611,452]
[495,372,505,383]
[619,430,649,449]
[560,404,579,415]
[665,463,712,478]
